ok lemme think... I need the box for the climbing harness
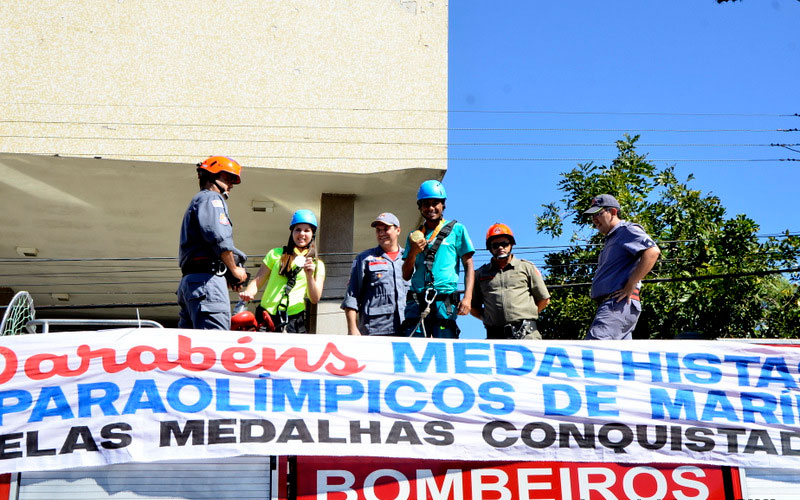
[407,220,458,337]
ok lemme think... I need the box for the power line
[2,102,797,117]
[1,119,795,133]
[10,267,798,313]
[547,267,800,290]
[6,152,797,162]
[2,234,798,265]
[2,135,797,149]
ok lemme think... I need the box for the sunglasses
[491,241,511,249]
[590,208,608,218]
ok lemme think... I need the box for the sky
[445,0,800,339]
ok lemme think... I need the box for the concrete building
[0,1,448,333]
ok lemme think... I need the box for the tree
[536,135,800,339]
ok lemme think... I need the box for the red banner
[295,457,728,500]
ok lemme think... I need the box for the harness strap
[275,267,301,331]
[422,220,457,288]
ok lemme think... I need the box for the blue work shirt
[341,246,409,335]
[179,189,244,268]
[591,220,657,299]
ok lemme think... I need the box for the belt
[486,319,536,340]
[594,290,640,305]
[181,258,224,276]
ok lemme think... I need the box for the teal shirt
[403,220,475,293]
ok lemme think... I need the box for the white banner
[2,329,800,473]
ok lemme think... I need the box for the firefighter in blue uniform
[341,212,409,336]
[177,156,248,330]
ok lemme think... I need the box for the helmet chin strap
[213,180,230,199]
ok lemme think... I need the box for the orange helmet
[196,156,241,184]
[485,223,516,249]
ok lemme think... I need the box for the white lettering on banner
[364,469,409,500]
[471,469,511,500]
[297,457,721,500]
[2,329,800,472]
[317,470,357,500]
[416,469,463,500]
[517,468,554,500]
[672,466,710,500]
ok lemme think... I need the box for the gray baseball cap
[583,194,621,215]
[371,212,400,227]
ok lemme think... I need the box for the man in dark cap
[583,194,660,340]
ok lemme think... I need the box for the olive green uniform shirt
[473,255,550,328]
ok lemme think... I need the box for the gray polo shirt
[591,220,657,299]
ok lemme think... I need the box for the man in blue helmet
[401,180,475,338]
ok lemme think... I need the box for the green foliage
[536,135,800,339]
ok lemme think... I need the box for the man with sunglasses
[471,223,550,340]
[583,194,660,340]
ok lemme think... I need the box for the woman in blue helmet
[239,209,326,333]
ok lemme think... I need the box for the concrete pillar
[313,193,355,334]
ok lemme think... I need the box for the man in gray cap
[342,212,409,335]
[583,194,660,340]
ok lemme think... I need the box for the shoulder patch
[219,213,230,225]
[211,199,224,208]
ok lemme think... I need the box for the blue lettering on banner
[216,379,249,412]
[494,344,534,376]
[167,378,213,413]
[543,384,581,416]
[78,382,120,417]
[272,379,321,412]
[392,342,448,373]
[123,379,167,414]
[0,390,32,425]
[650,388,699,420]
[324,380,364,412]
[453,343,492,374]
[757,357,798,388]
[431,380,474,414]
[477,381,515,415]
[29,386,74,422]
[537,348,579,378]
[384,379,426,413]
[582,350,619,380]
[622,351,663,382]
[683,354,722,384]
[585,385,618,417]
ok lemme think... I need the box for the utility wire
[2,135,797,149]
[2,234,797,264]
[7,152,797,162]
[1,120,795,133]
[1,102,797,117]
[10,267,798,312]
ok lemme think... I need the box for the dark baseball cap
[583,194,621,215]
[371,212,400,227]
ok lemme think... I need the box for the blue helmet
[417,180,447,201]
[290,209,318,230]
